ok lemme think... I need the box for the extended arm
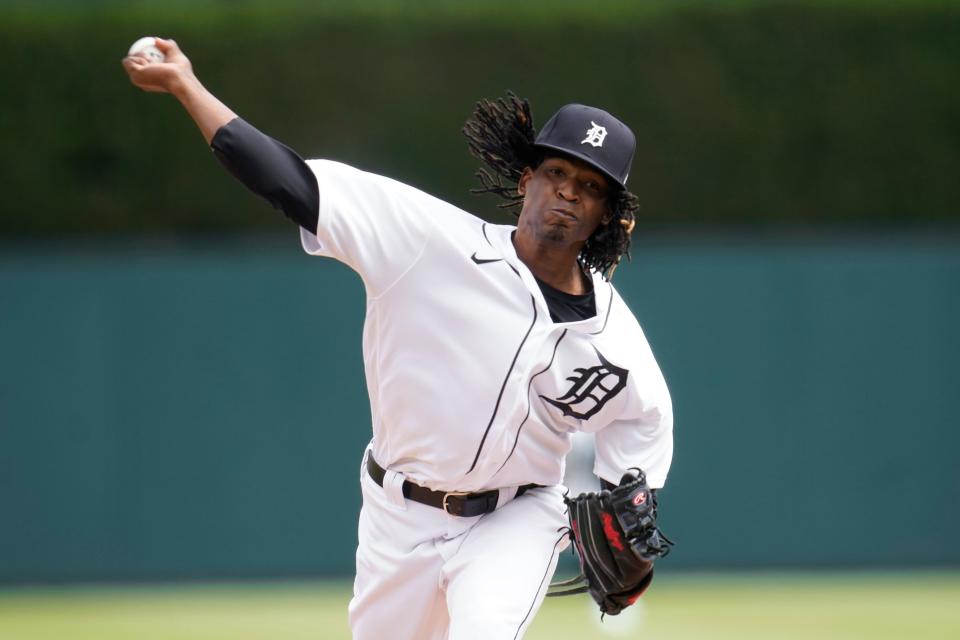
[121,38,319,230]
[122,38,235,144]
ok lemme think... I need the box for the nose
[557,180,580,203]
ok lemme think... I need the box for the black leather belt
[366,454,541,517]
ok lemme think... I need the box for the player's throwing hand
[122,38,193,94]
[121,37,236,144]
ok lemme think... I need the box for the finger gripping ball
[128,37,165,62]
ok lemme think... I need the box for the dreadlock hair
[462,92,640,279]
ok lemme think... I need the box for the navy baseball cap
[534,104,636,189]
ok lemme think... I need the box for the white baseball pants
[348,451,570,640]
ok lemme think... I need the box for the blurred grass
[1,571,958,640]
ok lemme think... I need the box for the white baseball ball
[128,37,165,63]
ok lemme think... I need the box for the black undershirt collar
[534,274,597,323]
[510,231,597,323]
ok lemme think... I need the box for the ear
[601,208,614,225]
[517,167,534,196]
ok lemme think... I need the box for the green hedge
[1,1,958,234]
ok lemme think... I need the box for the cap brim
[533,142,626,189]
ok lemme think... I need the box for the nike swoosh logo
[471,253,502,265]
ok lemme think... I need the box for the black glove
[549,469,673,616]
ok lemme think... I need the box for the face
[516,154,613,248]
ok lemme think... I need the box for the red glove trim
[600,512,625,551]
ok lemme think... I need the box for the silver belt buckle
[442,491,471,515]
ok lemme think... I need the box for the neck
[512,231,590,294]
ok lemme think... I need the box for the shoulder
[304,158,417,194]
[604,283,671,395]
[604,282,643,327]
[305,159,486,227]
[594,282,662,364]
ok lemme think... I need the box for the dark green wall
[2,232,958,582]
[1,1,959,234]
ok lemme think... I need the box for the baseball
[127,37,165,63]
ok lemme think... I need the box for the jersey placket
[469,225,613,485]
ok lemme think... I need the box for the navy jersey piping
[588,282,614,335]
[494,329,569,475]
[466,294,538,474]
[512,530,569,640]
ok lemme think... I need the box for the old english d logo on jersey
[541,347,628,420]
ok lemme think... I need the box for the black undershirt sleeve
[210,117,320,232]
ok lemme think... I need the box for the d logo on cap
[581,122,608,148]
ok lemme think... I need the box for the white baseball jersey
[299,159,673,490]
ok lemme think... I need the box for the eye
[547,166,564,178]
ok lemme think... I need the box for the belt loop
[361,447,372,481]
[383,468,408,511]
[498,486,518,509]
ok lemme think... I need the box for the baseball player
[123,38,673,639]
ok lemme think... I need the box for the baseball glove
[548,469,673,616]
